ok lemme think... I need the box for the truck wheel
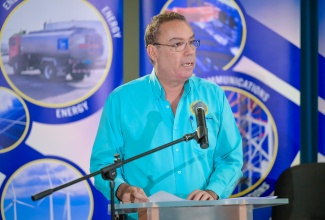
[13,61,23,75]
[42,63,57,80]
[71,73,85,81]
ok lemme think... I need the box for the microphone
[192,101,209,149]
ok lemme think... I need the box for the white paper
[148,191,187,202]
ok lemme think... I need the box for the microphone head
[191,101,207,114]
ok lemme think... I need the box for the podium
[114,198,288,220]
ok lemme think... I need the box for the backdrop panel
[318,0,325,162]
[139,1,304,219]
[0,0,123,219]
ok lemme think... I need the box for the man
[90,11,243,208]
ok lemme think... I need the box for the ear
[147,44,157,62]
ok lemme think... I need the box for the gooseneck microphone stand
[31,130,206,220]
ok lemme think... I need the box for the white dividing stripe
[233,56,325,115]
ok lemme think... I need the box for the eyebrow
[168,34,195,42]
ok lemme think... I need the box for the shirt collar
[149,68,193,100]
[149,69,165,100]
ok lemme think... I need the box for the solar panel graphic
[0,88,29,152]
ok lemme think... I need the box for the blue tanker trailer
[8,27,103,81]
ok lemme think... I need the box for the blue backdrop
[0,0,123,219]
[139,0,325,219]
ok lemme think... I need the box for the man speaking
[90,11,243,219]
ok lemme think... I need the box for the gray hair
[145,12,188,48]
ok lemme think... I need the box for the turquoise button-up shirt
[90,70,243,203]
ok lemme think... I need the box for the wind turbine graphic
[48,165,72,220]
[37,166,54,220]
[62,190,71,220]
[4,182,34,220]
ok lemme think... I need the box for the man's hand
[187,189,219,200]
[116,183,149,203]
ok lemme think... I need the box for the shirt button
[178,171,181,174]
[166,105,169,108]
[176,148,179,152]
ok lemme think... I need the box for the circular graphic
[0,0,112,108]
[163,0,246,75]
[0,87,30,153]
[1,158,94,220]
[222,87,278,197]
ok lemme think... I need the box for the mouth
[182,62,194,67]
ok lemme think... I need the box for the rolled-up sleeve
[90,93,125,203]
[206,91,243,199]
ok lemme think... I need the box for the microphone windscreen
[192,101,207,113]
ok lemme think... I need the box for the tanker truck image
[8,26,104,81]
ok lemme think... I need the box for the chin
[184,70,194,78]
[179,73,193,81]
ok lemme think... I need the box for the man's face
[149,20,196,85]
